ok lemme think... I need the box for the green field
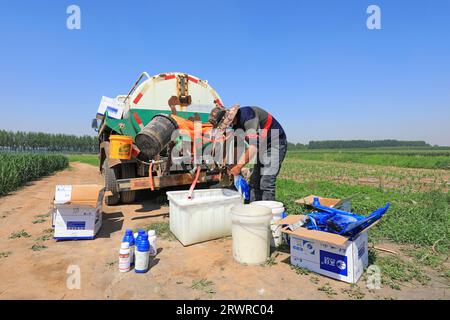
[0,153,68,196]
[67,154,99,166]
[278,148,450,285]
[287,149,450,170]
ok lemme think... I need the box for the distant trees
[287,142,307,150]
[0,130,98,153]
[307,140,430,149]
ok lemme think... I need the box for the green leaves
[0,153,68,196]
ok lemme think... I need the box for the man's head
[208,104,240,130]
[208,106,226,128]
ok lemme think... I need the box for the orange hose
[187,165,201,200]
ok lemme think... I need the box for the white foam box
[97,96,124,119]
[167,189,243,246]
[277,215,374,284]
[53,185,105,240]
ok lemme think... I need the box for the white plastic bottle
[148,230,157,257]
[118,242,131,273]
[135,234,150,273]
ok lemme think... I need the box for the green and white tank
[101,72,224,139]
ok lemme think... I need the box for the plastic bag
[305,197,390,236]
[234,175,250,201]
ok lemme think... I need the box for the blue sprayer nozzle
[234,175,250,201]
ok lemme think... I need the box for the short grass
[374,254,431,290]
[317,283,338,297]
[31,243,48,251]
[67,154,99,167]
[0,251,12,259]
[9,230,31,239]
[143,221,175,241]
[191,279,216,295]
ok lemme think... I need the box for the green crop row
[286,151,450,170]
[0,153,68,196]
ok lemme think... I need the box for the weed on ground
[32,218,47,224]
[317,283,337,297]
[31,244,48,251]
[35,234,51,242]
[191,279,216,295]
[0,251,12,259]
[310,276,320,284]
[291,265,311,275]
[9,230,31,239]
[144,221,175,241]
[341,284,365,300]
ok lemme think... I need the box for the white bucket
[231,204,272,265]
[252,201,285,247]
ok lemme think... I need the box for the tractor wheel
[103,158,120,206]
[120,163,137,204]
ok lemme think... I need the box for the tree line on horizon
[0,130,98,153]
[0,130,432,153]
[289,139,431,149]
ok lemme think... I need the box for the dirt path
[0,163,447,300]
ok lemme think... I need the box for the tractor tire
[120,163,137,204]
[103,158,120,206]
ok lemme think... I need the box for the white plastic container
[252,201,285,247]
[231,204,272,265]
[148,230,157,256]
[167,189,243,246]
[118,242,131,273]
[135,234,150,273]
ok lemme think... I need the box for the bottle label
[119,253,130,272]
[135,250,150,271]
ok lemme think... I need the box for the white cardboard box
[278,215,372,284]
[53,185,104,240]
[97,96,124,119]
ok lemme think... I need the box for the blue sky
[0,0,449,145]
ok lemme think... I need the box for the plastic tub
[167,189,243,246]
[109,135,133,160]
[231,204,272,265]
[252,201,285,247]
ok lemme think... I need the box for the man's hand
[228,165,243,177]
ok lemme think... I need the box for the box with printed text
[53,185,104,240]
[277,215,373,283]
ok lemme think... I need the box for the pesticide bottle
[148,230,157,257]
[118,242,131,273]
[122,229,135,265]
[134,230,145,250]
[135,233,150,273]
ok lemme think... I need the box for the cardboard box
[278,215,374,283]
[97,96,124,119]
[295,195,341,208]
[53,185,104,240]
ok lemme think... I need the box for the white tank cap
[148,230,156,237]
[121,242,130,249]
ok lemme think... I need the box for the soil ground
[0,162,448,300]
